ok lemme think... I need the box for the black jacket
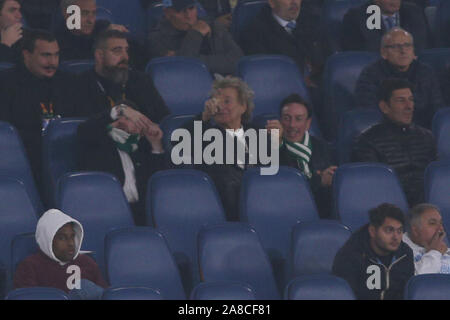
[0,38,21,64]
[341,1,431,53]
[355,59,444,129]
[332,224,414,300]
[352,118,437,206]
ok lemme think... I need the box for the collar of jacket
[381,116,415,134]
[381,58,418,80]
[16,63,59,86]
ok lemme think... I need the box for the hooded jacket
[14,209,107,292]
[332,224,414,300]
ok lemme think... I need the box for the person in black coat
[266,94,336,219]
[341,0,431,53]
[0,0,24,63]
[352,79,437,207]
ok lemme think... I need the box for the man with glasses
[355,27,443,129]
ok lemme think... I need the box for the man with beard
[76,30,170,225]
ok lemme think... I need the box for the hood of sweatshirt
[35,209,84,266]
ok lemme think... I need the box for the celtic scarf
[283,131,312,179]
[107,125,140,154]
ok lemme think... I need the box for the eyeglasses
[383,43,414,51]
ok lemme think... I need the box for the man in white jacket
[403,203,450,274]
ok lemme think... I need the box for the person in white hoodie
[13,209,107,295]
[403,203,450,274]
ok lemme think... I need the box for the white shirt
[272,13,296,34]
[225,127,247,169]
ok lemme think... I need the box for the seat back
[285,274,356,300]
[425,161,450,234]
[190,282,256,300]
[405,274,450,300]
[59,60,94,74]
[102,287,163,300]
[432,108,450,161]
[159,114,196,153]
[5,287,69,300]
[231,0,268,43]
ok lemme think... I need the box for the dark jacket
[279,135,334,218]
[332,224,414,300]
[0,38,21,64]
[352,118,437,206]
[355,59,444,129]
[341,1,431,53]
[148,17,243,75]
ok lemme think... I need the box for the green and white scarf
[282,131,312,179]
[107,125,140,154]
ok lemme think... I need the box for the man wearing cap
[147,0,243,75]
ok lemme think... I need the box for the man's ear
[369,225,376,239]
[305,117,312,131]
[22,50,31,63]
[94,48,103,62]
[379,100,389,115]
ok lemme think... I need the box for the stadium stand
[285,274,356,300]
[190,282,256,300]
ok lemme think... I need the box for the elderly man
[342,0,431,52]
[403,203,450,275]
[148,0,243,75]
[352,78,437,207]
[355,27,443,129]
[0,0,23,63]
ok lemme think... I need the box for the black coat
[341,1,431,53]
[332,224,414,300]
[352,118,437,206]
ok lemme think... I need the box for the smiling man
[352,78,437,206]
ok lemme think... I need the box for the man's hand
[216,13,232,29]
[108,24,129,33]
[192,20,211,36]
[202,97,220,122]
[317,166,338,187]
[120,106,154,133]
[1,23,23,47]
[427,229,448,255]
[143,123,164,153]
[111,117,141,135]
[165,50,176,57]
[265,120,283,143]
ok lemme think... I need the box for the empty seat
[237,55,310,118]
[336,109,382,164]
[146,169,226,293]
[0,121,43,214]
[59,60,94,75]
[198,222,280,300]
[333,163,409,231]
[105,227,185,300]
[146,57,213,115]
[56,172,135,275]
[290,221,351,277]
[190,282,256,300]
[5,287,69,300]
[425,161,450,234]
[432,108,450,161]
[405,274,450,300]
[285,274,355,300]
[159,114,196,153]
[102,287,163,300]
[231,0,268,43]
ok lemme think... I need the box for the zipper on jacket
[369,254,407,300]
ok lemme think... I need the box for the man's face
[0,0,21,29]
[412,209,444,248]
[268,0,302,21]
[370,217,403,255]
[381,31,415,71]
[96,37,129,84]
[77,0,97,35]
[165,5,198,31]
[52,223,76,262]
[379,88,414,126]
[23,40,59,78]
[374,0,401,15]
[213,87,247,129]
[280,102,312,143]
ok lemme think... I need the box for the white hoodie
[35,209,84,266]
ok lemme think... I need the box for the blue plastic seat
[146,169,226,293]
[405,274,450,300]
[159,114,196,153]
[5,287,69,300]
[231,0,268,43]
[418,48,450,76]
[435,1,450,46]
[59,60,94,75]
[432,108,450,161]
[332,163,409,231]
[102,287,163,300]
[425,161,450,235]
[190,282,256,300]
[146,57,213,115]
[285,274,355,300]
[198,222,280,300]
[105,227,186,300]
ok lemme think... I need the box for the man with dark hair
[266,93,336,218]
[352,78,437,206]
[0,0,23,63]
[355,28,443,129]
[0,29,79,194]
[333,203,414,300]
[76,30,169,225]
[147,0,243,75]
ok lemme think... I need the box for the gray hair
[60,0,95,10]
[210,75,255,123]
[407,203,441,233]
[381,27,414,48]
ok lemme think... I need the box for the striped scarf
[107,126,140,154]
[283,131,312,179]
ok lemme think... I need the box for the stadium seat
[418,48,450,76]
[56,172,135,275]
[405,274,450,300]
[435,1,450,47]
[5,287,69,300]
[285,274,356,300]
[0,121,43,215]
[237,55,311,118]
[333,163,409,231]
[425,161,450,235]
[146,57,213,115]
[59,60,94,74]
[239,167,319,289]
[11,233,37,279]
[42,118,86,206]
[146,169,226,293]
[432,108,450,161]
[290,221,351,277]
[190,282,256,300]
[0,62,14,71]
[102,287,163,300]
[198,222,280,300]
[336,109,383,164]
[105,227,186,300]
[231,0,268,43]
[159,114,196,153]
[321,51,379,140]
